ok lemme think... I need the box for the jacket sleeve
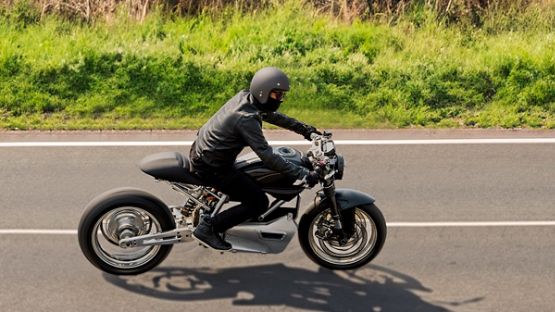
[237,115,309,179]
[261,111,316,139]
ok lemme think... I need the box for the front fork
[322,180,347,237]
[322,182,354,246]
[323,182,341,229]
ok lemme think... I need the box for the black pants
[190,158,269,233]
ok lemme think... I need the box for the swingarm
[119,227,194,248]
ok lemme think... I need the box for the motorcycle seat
[139,152,208,186]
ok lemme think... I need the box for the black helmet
[250,67,290,105]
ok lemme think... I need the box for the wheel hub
[101,209,151,245]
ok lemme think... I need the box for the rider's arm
[237,115,309,179]
[261,111,318,140]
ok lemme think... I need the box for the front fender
[302,188,375,217]
[334,188,375,209]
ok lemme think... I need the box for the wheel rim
[308,207,378,266]
[91,207,162,269]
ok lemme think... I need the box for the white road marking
[0,229,77,235]
[331,138,555,145]
[387,221,555,227]
[2,221,555,235]
[1,138,555,147]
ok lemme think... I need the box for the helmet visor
[270,90,287,101]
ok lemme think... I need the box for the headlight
[334,154,344,180]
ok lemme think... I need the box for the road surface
[1,129,554,311]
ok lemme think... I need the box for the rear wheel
[298,203,386,270]
[78,188,175,275]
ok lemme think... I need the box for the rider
[190,67,320,250]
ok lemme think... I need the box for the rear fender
[80,187,175,228]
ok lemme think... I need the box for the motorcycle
[78,131,386,275]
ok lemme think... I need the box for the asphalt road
[1,130,554,312]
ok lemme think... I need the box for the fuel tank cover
[276,146,296,157]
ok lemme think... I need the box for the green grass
[1,1,555,130]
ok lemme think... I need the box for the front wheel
[298,203,386,270]
[78,188,175,275]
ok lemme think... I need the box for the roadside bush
[2,0,40,29]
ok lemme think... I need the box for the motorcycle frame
[119,181,301,249]
[170,182,298,219]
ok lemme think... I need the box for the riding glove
[305,171,320,187]
[303,127,322,141]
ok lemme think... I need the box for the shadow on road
[102,263,474,311]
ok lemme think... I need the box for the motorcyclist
[190,67,321,250]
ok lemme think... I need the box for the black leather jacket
[190,90,315,179]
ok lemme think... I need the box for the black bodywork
[138,147,310,220]
[139,146,311,202]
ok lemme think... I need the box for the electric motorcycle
[78,132,386,275]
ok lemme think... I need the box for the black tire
[78,188,175,275]
[298,203,386,270]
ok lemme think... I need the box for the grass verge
[1,1,554,129]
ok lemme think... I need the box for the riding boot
[193,216,232,250]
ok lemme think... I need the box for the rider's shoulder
[237,110,262,124]
[233,91,262,120]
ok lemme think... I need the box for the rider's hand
[305,171,320,187]
[303,127,322,141]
